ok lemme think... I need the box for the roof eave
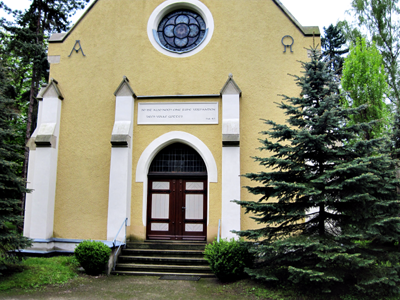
[49,0,100,43]
[273,0,320,36]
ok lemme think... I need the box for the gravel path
[1,275,265,300]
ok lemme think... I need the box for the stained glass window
[149,143,207,174]
[157,10,207,53]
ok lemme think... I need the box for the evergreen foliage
[1,0,89,190]
[234,49,400,297]
[341,37,389,140]
[321,24,349,77]
[0,62,31,273]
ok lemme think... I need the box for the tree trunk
[21,2,43,214]
[319,203,325,236]
[21,67,38,214]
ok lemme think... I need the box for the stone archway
[136,131,217,232]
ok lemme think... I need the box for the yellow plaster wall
[48,0,319,241]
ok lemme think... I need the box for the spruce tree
[0,62,31,272]
[235,49,400,297]
[321,24,349,77]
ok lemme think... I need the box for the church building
[22,0,319,253]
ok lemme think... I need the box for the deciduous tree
[350,0,400,105]
[345,1,400,158]
[341,37,389,140]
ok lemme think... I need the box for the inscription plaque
[138,102,218,125]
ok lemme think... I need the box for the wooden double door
[146,177,207,241]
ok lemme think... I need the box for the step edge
[111,271,215,276]
[116,264,211,269]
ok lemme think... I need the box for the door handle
[182,207,186,210]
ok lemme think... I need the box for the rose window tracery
[157,10,207,53]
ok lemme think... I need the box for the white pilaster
[220,74,242,239]
[23,138,36,238]
[24,79,63,239]
[107,77,135,241]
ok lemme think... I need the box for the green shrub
[74,240,111,275]
[204,238,254,282]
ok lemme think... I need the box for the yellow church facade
[23,0,319,252]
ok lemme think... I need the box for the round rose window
[156,10,207,53]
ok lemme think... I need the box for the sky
[280,0,353,29]
[2,0,354,33]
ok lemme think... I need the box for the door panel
[147,178,207,240]
[185,194,203,219]
[152,181,170,190]
[151,194,169,219]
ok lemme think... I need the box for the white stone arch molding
[136,131,218,226]
[147,0,214,58]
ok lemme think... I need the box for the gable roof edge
[114,76,136,97]
[220,74,242,96]
[49,0,320,43]
[37,78,64,100]
[272,0,320,37]
[49,0,100,43]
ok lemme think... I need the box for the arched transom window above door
[149,143,207,175]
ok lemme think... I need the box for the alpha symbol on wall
[281,35,294,53]
[68,40,86,57]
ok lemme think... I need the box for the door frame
[135,132,218,238]
[146,174,207,241]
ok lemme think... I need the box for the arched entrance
[146,143,207,240]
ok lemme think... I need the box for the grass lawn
[0,256,79,291]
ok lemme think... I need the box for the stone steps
[121,249,205,258]
[111,241,214,278]
[126,241,206,250]
[116,263,212,273]
[112,270,215,278]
